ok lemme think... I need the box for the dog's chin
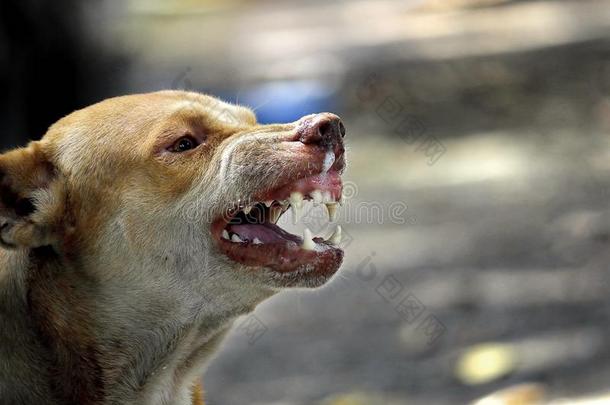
[238,262,340,290]
[211,170,345,289]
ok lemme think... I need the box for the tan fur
[0,91,344,405]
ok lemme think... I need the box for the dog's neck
[0,245,271,405]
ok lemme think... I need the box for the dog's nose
[298,113,346,149]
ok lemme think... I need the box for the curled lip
[211,169,344,278]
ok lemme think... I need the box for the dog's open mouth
[212,170,344,277]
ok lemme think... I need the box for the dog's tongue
[228,223,301,244]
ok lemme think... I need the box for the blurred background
[3,0,610,404]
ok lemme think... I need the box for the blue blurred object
[223,80,338,124]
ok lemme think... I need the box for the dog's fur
[0,91,344,405]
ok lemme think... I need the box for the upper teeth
[329,225,342,245]
[287,189,340,223]
[269,206,283,223]
[326,203,338,222]
[226,189,341,241]
[322,191,332,204]
[289,192,304,224]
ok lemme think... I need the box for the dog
[0,91,346,405]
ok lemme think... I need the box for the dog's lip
[255,170,343,203]
[210,170,344,277]
[212,229,344,277]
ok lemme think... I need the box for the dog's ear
[0,142,64,249]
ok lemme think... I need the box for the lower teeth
[301,228,315,251]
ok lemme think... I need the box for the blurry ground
[151,0,610,403]
[5,0,610,404]
[204,129,610,405]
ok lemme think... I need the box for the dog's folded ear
[0,142,64,250]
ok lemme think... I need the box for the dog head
[0,91,346,305]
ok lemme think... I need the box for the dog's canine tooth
[325,203,338,222]
[231,234,243,243]
[311,190,323,204]
[253,237,263,245]
[301,228,315,251]
[289,192,303,224]
[329,225,342,245]
[243,205,253,215]
[269,206,283,224]
[264,200,273,208]
[222,230,230,240]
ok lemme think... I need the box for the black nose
[298,113,346,149]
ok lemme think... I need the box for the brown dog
[0,91,346,405]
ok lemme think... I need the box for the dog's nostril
[318,118,344,140]
[318,121,333,139]
[298,114,345,146]
[339,121,346,138]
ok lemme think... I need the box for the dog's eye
[171,136,198,153]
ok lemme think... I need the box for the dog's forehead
[171,94,257,126]
[49,90,256,142]
[44,91,257,173]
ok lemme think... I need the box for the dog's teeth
[270,206,283,223]
[290,192,303,224]
[292,205,302,224]
[325,203,338,222]
[301,228,316,251]
[322,191,332,204]
[290,192,303,207]
[329,225,342,245]
[311,190,323,204]
[264,200,273,207]
[231,234,243,243]
[243,205,253,215]
[222,230,230,240]
[253,237,263,245]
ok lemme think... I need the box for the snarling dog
[0,91,346,405]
